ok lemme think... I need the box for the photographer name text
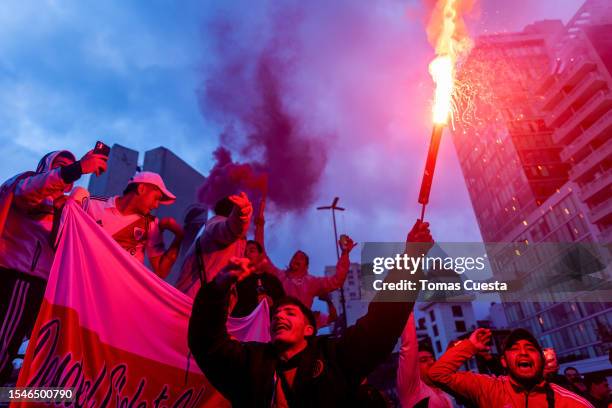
[372,279,508,292]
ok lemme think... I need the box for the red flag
[15,201,268,407]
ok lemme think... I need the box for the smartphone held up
[93,141,111,157]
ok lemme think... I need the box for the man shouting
[188,221,433,407]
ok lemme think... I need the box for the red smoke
[197,147,267,209]
[197,8,328,213]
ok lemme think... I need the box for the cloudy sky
[0,0,584,276]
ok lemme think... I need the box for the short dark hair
[564,366,579,374]
[272,296,317,337]
[246,240,263,254]
[293,250,310,266]
[214,196,235,217]
[584,373,607,389]
[418,342,435,356]
[123,183,139,196]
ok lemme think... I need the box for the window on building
[455,321,467,332]
[436,341,442,353]
[433,325,439,337]
[418,318,426,330]
[430,310,436,322]
[452,305,464,317]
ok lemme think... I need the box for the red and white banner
[15,201,269,407]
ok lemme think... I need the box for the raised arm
[251,194,286,276]
[428,328,493,405]
[254,194,266,247]
[312,236,356,297]
[188,258,253,400]
[315,253,349,295]
[336,221,433,381]
[397,313,424,403]
[323,296,338,325]
[207,192,252,246]
[149,217,184,279]
[14,168,68,209]
[15,150,107,209]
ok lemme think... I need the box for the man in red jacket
[429,327,594,407]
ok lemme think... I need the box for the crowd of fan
[0,147,609,407]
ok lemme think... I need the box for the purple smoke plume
[197,5,328,213]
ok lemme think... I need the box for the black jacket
[231,272,285,318]
[188,267,420,407]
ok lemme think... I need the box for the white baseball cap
[128,171,176,204]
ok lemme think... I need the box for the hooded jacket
[0,150,81,280]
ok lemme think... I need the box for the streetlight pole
[317,197,347,332]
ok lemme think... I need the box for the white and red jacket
[397,313,453,407]
[428,339,594,408]
[260,253,349,309]
[0,151,80,280]
[176,204,252,297]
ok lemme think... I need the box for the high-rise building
[453,0,612,375]
[454,20,569,243]
[538,1,612,242]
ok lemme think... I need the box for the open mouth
[517,360,533,369]
[273,322,290,333]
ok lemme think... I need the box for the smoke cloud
[197,3,328,213]
[195,0,560,234]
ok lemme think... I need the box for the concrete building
[324,262,367,328]
[87,144,139,197]
[418,302,477,359]
[89,144,206,229]
[142,147,206,230]
[537,1,612,243]
[453,0,612,375]
[416,250,477,362]
[486,302,510,329]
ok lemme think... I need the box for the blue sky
[0,1,215,174]
[0,0,584,279]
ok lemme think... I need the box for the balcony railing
[540,56,594,110]
[542,56,584,99]
[537,74,558,97]
[589,199,612,224]
[553,90,612,145]
[599,225,612,244]
[561,111,612,162]
[546,72,605,128]
[569,137,612,181]
[579,171,612,202]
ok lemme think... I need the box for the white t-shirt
[85,196,165,263]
